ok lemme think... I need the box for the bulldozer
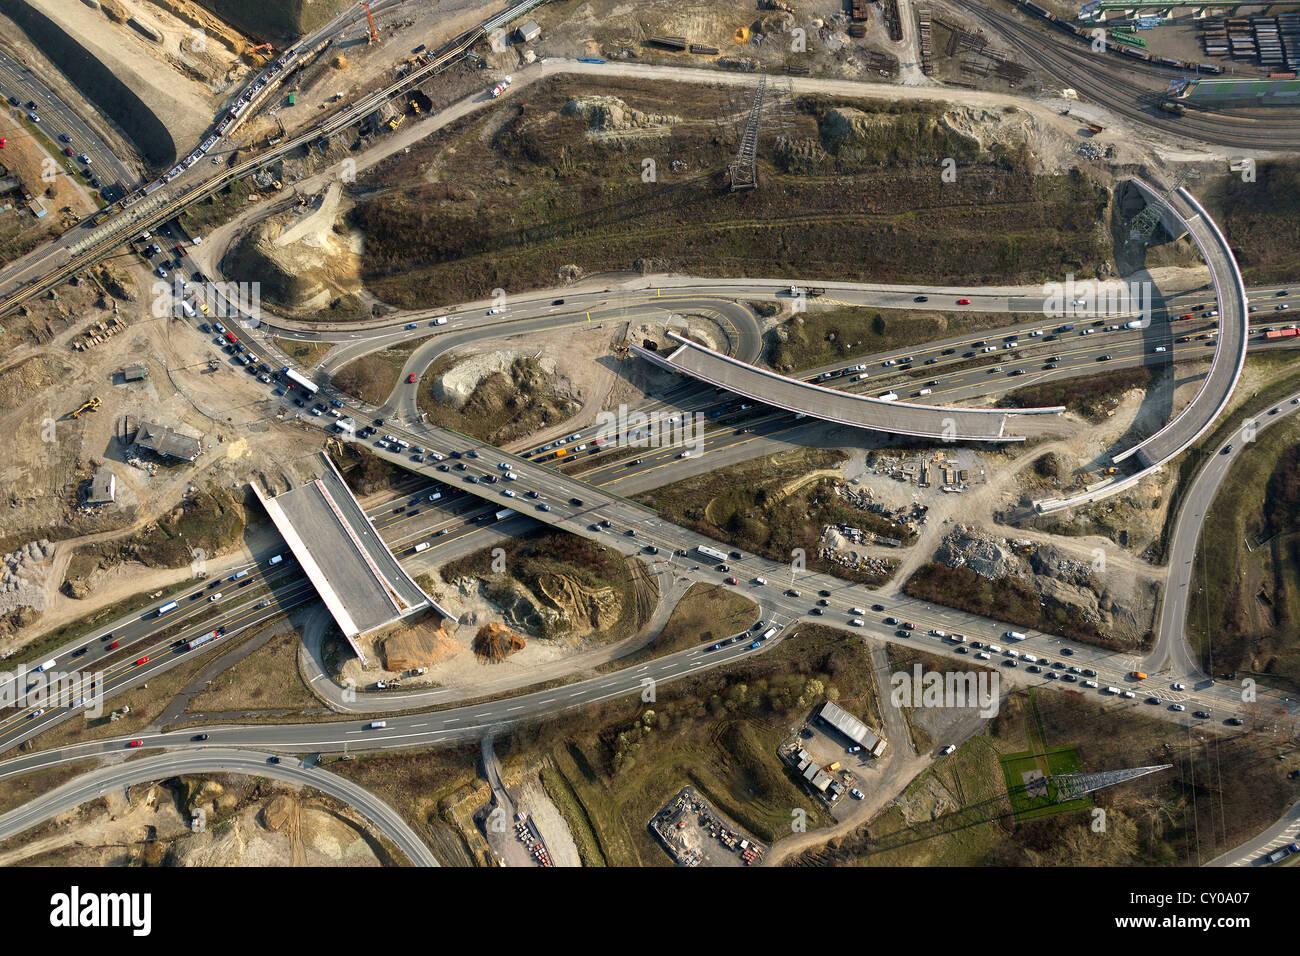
[71,396,101,419]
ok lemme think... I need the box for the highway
[0,748,437,866]
[0,46,136,194]
[1150,385,1300,677]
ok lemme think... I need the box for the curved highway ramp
[634,332,1064,442]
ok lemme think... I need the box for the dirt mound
[0,357,71,412]
[562,95,681,135]
[379,617,459,671]
[222,198,363,315]
[472,622,526,661]
[261,793,294,831]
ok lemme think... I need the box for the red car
[725,576,738,585]
[902,622,916,630]
[128,740,144,748]
[407,373,417,384]
[135,656,149,665]
[956,298,971,305]
[107,640,120,650]
[63,146,73,156]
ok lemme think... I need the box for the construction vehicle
[245,42,273,65]
[71,396,101,419]
[386,114,403,131]
[361,2,379,44]
[409,99,421,115]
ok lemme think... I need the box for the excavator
[71,396,101,419]
[361,3,379,44]
[244,41,274,65]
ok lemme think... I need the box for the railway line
[952,0,1300,149]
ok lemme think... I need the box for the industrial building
[1172,75,1300,109]
[818,700,889,758]
[134,422,202,462]
[515,20,541,43]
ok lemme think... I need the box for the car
[1027,664,1042,673]
[1169,703,1186,712]
[570,497,583,506]
[487,307,502,315]
[136,656,149,665]
[155,267,168,279]
[107,640,120,650]
[901,622,916,630]
[193,733,209,741]
[1171,682,1185,690]
[1146,696,1163,705]
[811,607,824,615]
[552,298,565,305]
[1098,354,1112,361]
[29,709,45,719]
[62,146,73,157]
[27,112,38,122]
[407,373,417,384]
[939,744,956,755]
[1222,444,1233,455]
[1193,710,1212,719]
[1060,647,1074,656]
[268,756,281,764]
[128,740,144,748]
[914,295,929,302]
[1276,303,1291,311]
[1226,717,1243,726]
[724,576,738,585]
[1153,346,1167,353]
[955,646,969,654]
[624,528,636,536]
[849,787,865,799]
[956,298,971,305]
[847,745,862,754]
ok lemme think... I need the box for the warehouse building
[1174,76,1300,109]
[818,700,888,758]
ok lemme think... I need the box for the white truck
[491,75,513,97]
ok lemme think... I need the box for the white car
[678,451,691,459]
[975,652,990,660]
[209,592,223,601]
[502,489,516,497]
[850,788,864,799]
[503,472,517,481]
[486,307,502,315]
[1172,682,1185,690]
[929,629,946,637]
[1082,680,1098,688]
[940,744,956,755]
[847,745,862,754]
[1170,703,1186,712]
[1153,346,1167,353]
[1120,690,1136,699]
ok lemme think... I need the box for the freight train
[1015,0,1224,75]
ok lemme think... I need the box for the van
[395,439,411,449]
[432,316,448,326]
[917,388,933,396]
[367,721,387,729]
[413,542,431,553]
[986,644,1003,654]
[1104,686,1120,695]
[1020,653,1038,663]
[1004,631,1027,641]
[851,607,866,615]
[879,391,899,402]
[268,554,285,566]
[230,569,250,581]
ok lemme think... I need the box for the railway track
[952,0,1300,150]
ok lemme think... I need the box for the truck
[334,419,355,435]
[495,508,517,521]
[176,299,195,318]
[695,544,729,563]
[186,632,218,651]
[490,75,513,97]
[760,627,777,640]
[1124,320,1143,329]
[280,366,318,395]
[34,659,57,673]
[1004,631,1027,641]
[413,542,431,553]
[157,601,179,616]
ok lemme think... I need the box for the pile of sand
[472,622,526,661]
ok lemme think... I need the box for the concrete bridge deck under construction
[632,331,1064,442]
[252,453,450,661]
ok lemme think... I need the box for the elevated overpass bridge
[1036,181,1249,513]
[632,332,1064,442]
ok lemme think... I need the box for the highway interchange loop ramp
[1036,181,1249,512]
[633,331,1064,442]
